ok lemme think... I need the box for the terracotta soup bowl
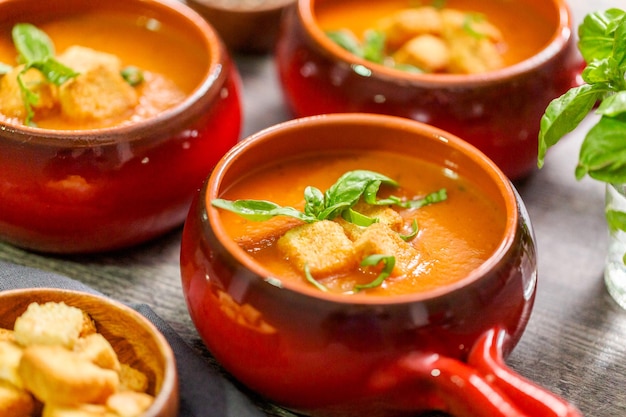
[275,0,582,180]
[0,287,178,417]
[180,114,581,416]
[0,0,242,253]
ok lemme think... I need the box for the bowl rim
[187,0,295,13]
[205,113,522,305]
[0,287,178,417]
[298,0,575,86]
[0,0,228,146]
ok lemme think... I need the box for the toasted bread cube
[0,328,15,342]
[106,391,154,417]
[58,64,138,121]
[376,7,443,51]
[277,220,357,278]
[118,364,148,394]
[0,65,58,119]
[74,333,120,372]
[0,340,24,389]
[42,403,113,417]
[447,34,504,74]
[57,45,137,121]
[440,9,503,43]
[14,302,86,349]
[0,380,35,417]
[393,34,451,73]
[337,203,404,241]
[57,46,122,74]
[18,345,119,406]
[354,223,420,275]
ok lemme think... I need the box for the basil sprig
[537,8,626,182]
[305,254,396,293]
[212,170,447,227]
[9,23,80,126]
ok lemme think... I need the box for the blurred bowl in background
[187,0,295,54]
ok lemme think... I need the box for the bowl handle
[369,327,582,417]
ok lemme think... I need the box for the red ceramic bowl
[275,0,582,180]
[180,114,581,416]
[0,0,242,253]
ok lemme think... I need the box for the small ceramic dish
[187,0,295,54]
[275,0,582,179]
[180,113,582,416]
[0,287,178,417]
[0,0,242,253]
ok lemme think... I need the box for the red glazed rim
[299,0,574,86]
[206,113,521,305]
[0,0,226,145]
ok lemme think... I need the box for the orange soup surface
[0,11,207,129]
[316,0,556,69]
[215,151,507,296]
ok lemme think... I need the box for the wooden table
[1,1,625,415]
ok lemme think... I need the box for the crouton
[0,65,58,119]
[0,380,35,417]
[13,302,86,349]
[41,403,113,417]
[0,328,14,342]
[354,223,420,275]
[56,45,137,121]
[106,391,154,417]
[118,364,148,394]
[376,7,443,51]
[74,334,121,373]
[0,340,24,389]
[58,64,138,121]
[18,345,119,405]
[447,34,504,74]
[277,220,357,278]
[336,203,404,241]
[393,34,451,72]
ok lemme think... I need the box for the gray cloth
[0,260,265,417]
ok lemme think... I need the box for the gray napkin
[0,260,266,417]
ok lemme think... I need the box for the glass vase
[604,183,626,309]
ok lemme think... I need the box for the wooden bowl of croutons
[275,0,582,180]
[0,288,178,417]
[0,0,242,254]
[180,113,582,416]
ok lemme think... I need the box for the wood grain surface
[1,1,625,415]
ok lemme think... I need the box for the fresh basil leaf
[576,115,626,182]
[326,30,363,57]
[12,23,55,64]
[120,66,144,86]
[211,198,315,222]
[30,57,79,86]
[304,186,325,218]
[400,219,419,241]
[341,208,378,227]
[324,170,398,216]
[354,254,395,291]
[0,62,12,74]
[317,201,352,221]
[538,83,608,167]
[606,208,626,233]
[581,57,620,85]
[597,91,626,117]
[362,30,385,64]
[304,264,329,292]
[400,188,448,209]
[578,9,626,63]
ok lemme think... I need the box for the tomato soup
[0,11,207,129]
[315,0,556,68]
[215,150,506,296]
